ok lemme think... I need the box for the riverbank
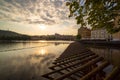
[78,40,120,47]
[42,42,120,80]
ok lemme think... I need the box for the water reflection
[85,45,120,67]
[0,41,72,80]
[38,49,47,56]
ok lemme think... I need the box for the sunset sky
[0,0,79,35]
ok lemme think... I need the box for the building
[90,12,120,40]
[112,11,120,40]
[91,29,111,40]
[55,33,75,40]
[90,11,120,40]
[78,27,91,39]
[113,32,120,40]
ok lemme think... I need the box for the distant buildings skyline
[0,29,75,40]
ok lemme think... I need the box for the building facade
[78,27,91,39]
[91,29,111,40]
[78,11,120,40]
[112,32,120,40]
[112,12,120,40]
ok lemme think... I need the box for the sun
[39,24,46,30]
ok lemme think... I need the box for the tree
[76,34,81,40]
[66,0,120,34]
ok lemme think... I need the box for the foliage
[76,34,81,40]
[66,0,120,34]
[0,35,31,40]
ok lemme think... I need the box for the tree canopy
[66,0,120,34]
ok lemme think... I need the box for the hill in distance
[0,30,25,37]
[0,30,31,40]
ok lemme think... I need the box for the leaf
[66,0,120,33]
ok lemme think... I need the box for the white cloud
[0,0,71,25]
[0,0,79,35]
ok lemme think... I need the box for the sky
[0,0,79,35]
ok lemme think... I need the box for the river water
[85,44,120,79]
[0,41,72,80]
[86,45,120,67]
[0,41,120,80]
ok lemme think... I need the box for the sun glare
[39,24,46,30]
[39,49,46,55]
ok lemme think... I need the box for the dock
[42,42,120,80]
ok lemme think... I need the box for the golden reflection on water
[39,40,46,42]
[38,49,47,55]
[0,41,71,80]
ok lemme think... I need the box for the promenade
[78,40,120,47]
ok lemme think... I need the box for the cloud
[0,0,70,25]
[29,20,45,24]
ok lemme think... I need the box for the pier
[42,42,120,80]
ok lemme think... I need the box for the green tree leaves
[66,0,120,34]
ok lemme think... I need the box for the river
[0,41,120,80]
[85,44,120,67]
[0,40,72,80]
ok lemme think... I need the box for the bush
[76,34,81,40]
